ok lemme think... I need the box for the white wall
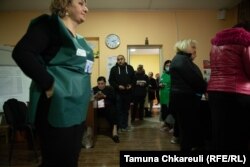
[0,45,31,113]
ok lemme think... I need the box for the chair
[3,98,39,166]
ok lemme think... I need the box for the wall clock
[105,34,120,49]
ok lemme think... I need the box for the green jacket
[159,72,171,106]
[28,14,94,127]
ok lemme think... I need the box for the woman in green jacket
[12,0,93,166]
[159,60,172,131]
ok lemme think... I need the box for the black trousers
[160,104,170,122]
[36,93,85,167]
[170,92,204,151]
[97,104,118,126]
[208,91,250,151]
[116,93,131,129]
[156,90,160,104]
[132,95,145,121]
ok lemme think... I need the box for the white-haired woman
[169,39,207,151]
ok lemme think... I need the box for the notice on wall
[203,60,211,83]
[0,66,31,113]
[107,56,117,84]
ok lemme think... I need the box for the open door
[127,45,163,76]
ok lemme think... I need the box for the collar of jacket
[116,62,127,67]
[177,51,192,57]
[211,27,250,46]
[117,64,128,74]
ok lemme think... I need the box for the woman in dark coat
[169,39,207,151]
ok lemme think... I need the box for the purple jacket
[207,28,250,95]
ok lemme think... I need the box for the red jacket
[207,28,250,95]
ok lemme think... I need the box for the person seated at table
[93,76,119,143]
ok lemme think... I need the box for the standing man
[131,65,149,122]
[109,55,135,131]
[146,72,157,117]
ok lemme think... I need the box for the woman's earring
[66,12,69,16]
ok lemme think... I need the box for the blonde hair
[174,39,197,53]
[50,0,72,17]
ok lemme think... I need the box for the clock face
[105,34,120,49]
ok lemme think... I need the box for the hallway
[0,109,179,167]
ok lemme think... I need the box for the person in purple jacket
[207,21,250,151]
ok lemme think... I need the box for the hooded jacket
[133,69,149,97]
[207,28,250,95]
[108,62,135,94]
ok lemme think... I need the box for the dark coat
[93,86,115,107]
[12,14,60,91]
[170,52,206,95]
[108,63,135,94]
[148,77,157,101]
[133,71,149,97]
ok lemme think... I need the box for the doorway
[127,45,163,76]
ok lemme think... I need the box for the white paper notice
[97,99,105,108]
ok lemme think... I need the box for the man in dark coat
[146,72,157,117]
[131,65,149,122]
[109,55,135,131]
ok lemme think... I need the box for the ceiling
[0,0,242,12]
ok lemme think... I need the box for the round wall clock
[105,34,120,49]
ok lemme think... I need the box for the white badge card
[97,99,105,108]
[85,60,94,74]
[76,48,87,57]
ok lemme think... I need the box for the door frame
[127,44,163,74]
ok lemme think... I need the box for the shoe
[112,135,120,143]
[127,126,133,130]
[121,128,128,132]
[82,127,94,149]
[121,127,132,132]
[170,136,179,144]
[168,128,174,133]
[160,123,169,132]
[160,126,169,132]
